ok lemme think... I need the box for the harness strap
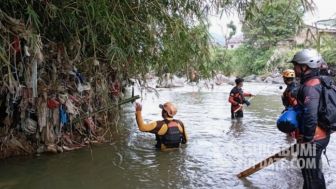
[163,119,176,126]
[156,119,182,149]
[323,148,330,166]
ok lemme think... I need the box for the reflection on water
[0,83,335,189]
[227,119,244,138]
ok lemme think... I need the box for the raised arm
[135,103,158,132]
[243,92,253,97]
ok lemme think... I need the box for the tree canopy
[242,0,305,48]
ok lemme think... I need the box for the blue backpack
[277,107,299,133]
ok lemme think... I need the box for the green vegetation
[318,35,336,65]
[0,0,315,79]
[209,45,279,76]
[210,33,336,77]
[209,0,320,77]
[0,0,212,79]
[243,0,304,48]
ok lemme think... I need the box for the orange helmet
[159,102,177,117]
[282,69,295,78]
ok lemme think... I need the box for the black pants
[231,109,243,119]
[297,136,330,189]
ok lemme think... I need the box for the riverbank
[0,72,281,160]
[213,73,284,85]
[0,8,138,159]
[149,72,284,89]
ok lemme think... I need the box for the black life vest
[230,87,246,105]
[282,82,298,108]
[156,119,183,148]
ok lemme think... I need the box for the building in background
[294,18,336,46]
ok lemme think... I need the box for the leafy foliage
[318,35,336,65]
[209,44,276,76]
[208,0,310,76]
[0,0,315,78]
[242,0,304,48]
[208,47,234,76]
[0,0,211,79]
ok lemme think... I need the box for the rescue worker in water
[135,102,187,149]
[289,49,330,189]
[228,78,253,119]
[281,69,299,109]
[281,69,299,138]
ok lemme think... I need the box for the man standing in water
[280,69,300,138]
[281,69,298,109]
[135,102,187,150]
[228,78,253,119]
[289,49,330,189]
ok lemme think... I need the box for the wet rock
[46,144,58,153]
[255,77,263,83]
[214,74,229,85]
[263,76,284,84]
[62,146,74,151]
[271,76,284,84]
[145,73,155,80]
[57,145,64,153]
[37,146,45,154]
[271,72,281,78]
[156,74,185,88]
[227,81,235,86]
[243,74,257,82]
[227,76,236,86]
[264,77,274,83]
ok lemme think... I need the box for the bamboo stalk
[118,95,140,106]
[72,95,140,124]
[237,144,296,178]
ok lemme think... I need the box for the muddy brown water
[0,83,335,189]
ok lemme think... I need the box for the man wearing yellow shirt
[135,102,187,149]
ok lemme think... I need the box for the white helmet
[289,49,323,69]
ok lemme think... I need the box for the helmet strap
[284,78,294,84]
[299,65,309,78]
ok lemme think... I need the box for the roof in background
[304,17,336,33]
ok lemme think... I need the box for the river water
[0,83,335,189]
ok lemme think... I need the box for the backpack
[318,76,336,131]
[160,120,183,147]
[277,107,299,133]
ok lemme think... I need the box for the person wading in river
[281,69,299,109]
[228,78,253,119]
[135,102,187,150]
[281,69,300,138]
[289,48,330,189]
[281,69,299,138]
